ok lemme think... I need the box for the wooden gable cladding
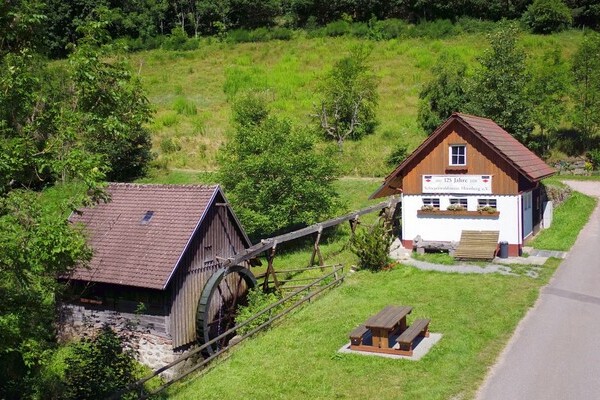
[402,120,519,195]
[168,191,250,349]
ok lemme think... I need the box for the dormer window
[449,145,466,166]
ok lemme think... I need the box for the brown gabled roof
[68,183,251,290]
[371,113,556,199]
[456,113,556,180]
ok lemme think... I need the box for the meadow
[131,30,583,178]
[158,177,595,400]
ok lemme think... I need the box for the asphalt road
[477,181,600,400]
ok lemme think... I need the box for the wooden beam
[222,197,401,269]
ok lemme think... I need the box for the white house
[371,113,556,257]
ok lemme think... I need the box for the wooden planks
[454,230,499,260]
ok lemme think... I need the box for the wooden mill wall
[401,121,520,195]
[168,193,250,349]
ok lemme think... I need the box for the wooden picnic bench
[365,305,413,349]
[396,318,430,356]
[349,324,369,346]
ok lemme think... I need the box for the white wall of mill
[402,194,522,244]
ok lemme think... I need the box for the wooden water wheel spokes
[196,265,256,356]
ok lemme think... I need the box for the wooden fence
[112,265,345,399]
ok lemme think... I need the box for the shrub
[172,97,197,116]
[351,22,371,38]
[162,27,189,50]
[455,17,498,34]
[523,0,572,33]
[587,148,600,170]
[412,19,458,39]
[374,19,408,40]
[249,27,271,42]
[227,29,253,43]
[350,222,393,271]
[270,27,294,40]
[160,137,181,154]
[386,143,409,167]
[325,20,352,37]
[234,288,283,335]
[62,325,137,400]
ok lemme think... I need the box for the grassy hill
[131,30,583,178]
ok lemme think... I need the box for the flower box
[417,209,500,217]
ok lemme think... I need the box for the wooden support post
[263,242,279,292]
[309,226,324,269]
[349,216,359,237]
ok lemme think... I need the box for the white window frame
[450,198,468,208]
[423,198,440,209]
[478,199,497,208]
[449,145,466,166]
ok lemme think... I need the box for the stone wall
[58,303,189,380]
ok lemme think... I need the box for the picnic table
[349,305,430,356]
[364,305,412,348]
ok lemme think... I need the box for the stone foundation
[58,303,189,380]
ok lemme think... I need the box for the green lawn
[168,259,560,400]
[528,191,597,251]
[162,177,597,399]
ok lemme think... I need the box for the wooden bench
[396,318,430,355]
[454,230,499,260]
[349,324,369,346]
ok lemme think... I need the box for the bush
[234,288,283,335]
[587,148,600,170]
[250,27,271,42]
[160,137,181,154]
[270,27,294,40]
[523,0,572,33]
[351,222,393,271]
[227,29,253,43]
[162,27,190,50]
[386,143,409,167]
[62,325,137,400]
[325,20,352,37]
[374,19,409,40]
[412,19,458,39]
[455,17,498,34]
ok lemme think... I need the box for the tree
[219,93,340,239]
[0,189,96,399]
[417,52,468,133]
[65,15,154,182]
[315,45,379,151]
[467,24,534,144]
[527,49,570,154]
[571,32,600,149]
[523,0,573,33]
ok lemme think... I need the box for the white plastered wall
[402,194,522,244]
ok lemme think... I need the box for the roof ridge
[454,112,494,122]
[108,182,219,189]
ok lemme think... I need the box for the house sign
[422,175,492,194]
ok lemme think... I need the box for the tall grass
[130,30,584,176]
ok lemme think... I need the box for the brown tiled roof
[456,113,556,181]
[371,113,556,199]
[68,183,249,290]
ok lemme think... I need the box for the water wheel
[196,265,256,355]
